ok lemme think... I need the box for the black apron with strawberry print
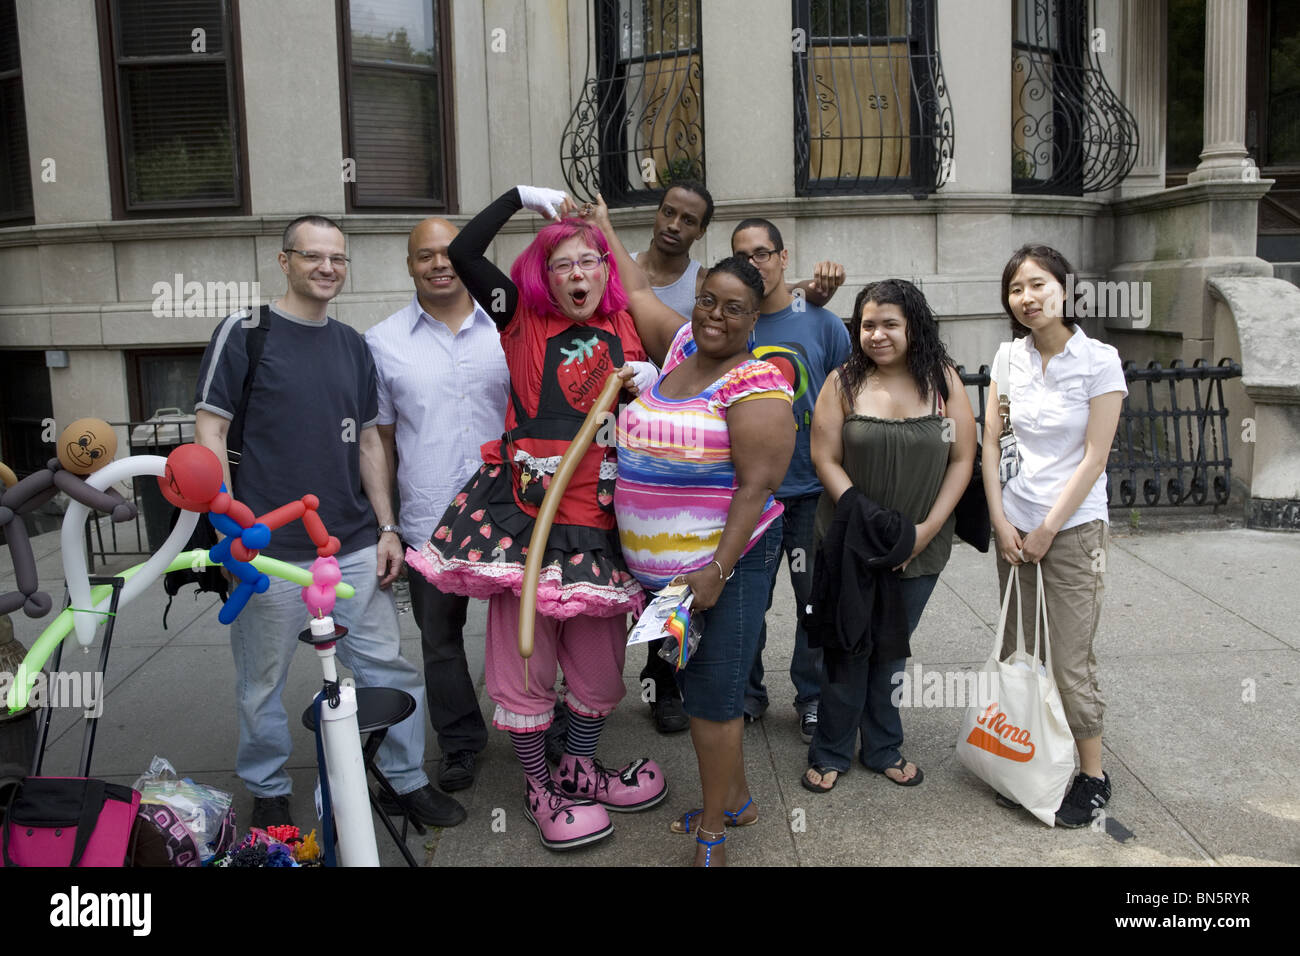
[410,309,647,620]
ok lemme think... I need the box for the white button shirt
[367,296,510,546]
[993,326,1127,533]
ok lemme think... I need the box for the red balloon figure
[158,444,341,624]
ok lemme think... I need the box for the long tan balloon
[518,372,623,689]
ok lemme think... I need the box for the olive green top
[814,414,956,579]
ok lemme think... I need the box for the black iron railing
[1108,359,1240,507]
[793,0,954,196]
[956,358,1242,507]
[1011,0,1138,194]
[561,0,704,205]
[84,417,195,572]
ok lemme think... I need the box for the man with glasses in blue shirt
[195,215,464,832]
[730,218,852,745]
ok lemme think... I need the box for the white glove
[516,185,569,221]
[628,361,660,395]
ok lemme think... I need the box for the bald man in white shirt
[366,218,510,792]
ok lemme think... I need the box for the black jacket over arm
[806,486,917,684]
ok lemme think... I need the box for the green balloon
[7,549,356,712]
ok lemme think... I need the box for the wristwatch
[377,524,400,537]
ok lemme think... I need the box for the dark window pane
[0,74,32,218]
[116,0,226,57]
[137,353,205,416]
[350,69,442,204]
[0,0,19,72]
[1166,0,1205,170]
[123,63,235,204]
[1268,1,1300,166]
[350,0,436,66]
[0,351,52,479]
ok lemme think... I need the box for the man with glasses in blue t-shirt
[195,215,465,832]
[730,218,852,745]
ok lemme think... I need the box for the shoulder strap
[995,343,1014,437]
[225,304,272,476]
[995,343,1011,400]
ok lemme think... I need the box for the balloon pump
[299,616,380,867]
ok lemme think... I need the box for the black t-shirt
[195,303,378,560]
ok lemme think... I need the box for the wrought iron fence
[1011,0,1138,194]
[84,417,195,572]
[561,0,704,205]
[793,0,953,195]
[956,358,1242,508]
[1108,359,1240,507]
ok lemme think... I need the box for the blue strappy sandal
[696,827,726,867]
[669,797,755,834]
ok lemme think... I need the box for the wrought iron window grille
[793,0,953,196]
[561,0,704,205]
[1012,0,1138,194]
[959,358,1241,509]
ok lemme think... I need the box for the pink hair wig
[510,218,630,319]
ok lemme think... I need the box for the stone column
[1188,0,1255,184]
[1117,0,1166,197]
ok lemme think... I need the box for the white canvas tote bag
[956,564,1075,826]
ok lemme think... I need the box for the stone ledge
[0,193,1113,250]
[1246,498,1300,531]
[1109,179,1275,216]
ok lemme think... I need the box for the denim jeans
[677,520,783,722]
[230,544,430,796]
[746,493,822,718]
[807,573,939,773]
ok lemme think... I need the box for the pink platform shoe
[555,754,668,813]
[524,774,613,850]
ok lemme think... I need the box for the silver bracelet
[711,559,734,583]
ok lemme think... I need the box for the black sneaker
[438,750,477,792]
[650,695,690,734]
[378,783,467,828]
[1055,772,1111,828]
[544,707,570,764]
[250,795,293,829]
[800,710,818,744]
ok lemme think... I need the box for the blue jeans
[807,574,939,773]
[230,544,430,796]
[746,493,822,718]
[677,521,782,722]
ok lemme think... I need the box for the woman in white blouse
[982,244,1127,828]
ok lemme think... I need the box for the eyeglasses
[741,248,778,265]
[285,249,350,268]
[547,253,607,276]
[695,294,756,319]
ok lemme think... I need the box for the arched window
[793,0,953,195]
[562,0,705,205]
[1011,0,1138,194]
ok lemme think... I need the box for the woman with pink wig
[407,186,679,851]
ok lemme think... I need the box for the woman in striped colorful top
[593,214,795,865]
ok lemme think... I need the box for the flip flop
[668,798,757,834]
[800,766,840,794]
[878,756,923,787]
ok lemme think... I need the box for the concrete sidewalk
[2,522,1297,867]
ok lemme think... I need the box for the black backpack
[161,306,273,627]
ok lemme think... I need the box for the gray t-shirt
[195,303,378,560]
